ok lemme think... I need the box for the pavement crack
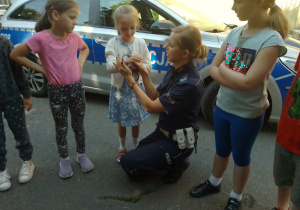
[98,184,163,203]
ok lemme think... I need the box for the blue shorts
[213,106,264,167]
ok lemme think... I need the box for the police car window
[98,0,175,33]
[75,0,91,25]
[9,0,46,21]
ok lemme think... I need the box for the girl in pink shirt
[10,0,94,179]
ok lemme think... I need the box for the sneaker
[225,197,241,210]
[0,170,11,192]
[161,159,190,184]
[19,160,35,184]
[189,179,221,198]
[59,159,73,179]
[76,155,94,172]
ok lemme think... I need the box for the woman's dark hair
[35,0,78,32]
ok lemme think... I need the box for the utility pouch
[185,127,195,149]
[175,127,195,150]
[176,128,186,149]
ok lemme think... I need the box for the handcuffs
[122,54,139,81]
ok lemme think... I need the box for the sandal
[116,149,127,163]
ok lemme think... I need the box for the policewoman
[115,24,207,183]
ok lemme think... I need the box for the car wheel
[201,81,220,126]
[24,54,48,97]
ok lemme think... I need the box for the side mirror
[150,20,176,35]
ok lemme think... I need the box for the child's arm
[10,43,48,80]
[78,41,89,74]
[218,46,280,91]
[105,52,119,74]
[10,57,33,111]
[210,42,233,87]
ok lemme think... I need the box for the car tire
[201,81,220,126]
[24,53,48,97]
[201,81,272,126]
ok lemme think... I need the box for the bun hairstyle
[35,0,79,32]
[113,5,140,34]
[265,0,289,39]
[172,24,208,62]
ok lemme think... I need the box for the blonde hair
[172,25,207,62]
[264,0,289,39]
[35,0,79,32]
[113,5,140,34]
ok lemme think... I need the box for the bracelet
[129,81,137,89]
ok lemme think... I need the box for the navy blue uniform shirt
[156,61,205,133]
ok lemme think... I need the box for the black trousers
[0,97,33,171]
[120,128,193,177]
[48,80,86,158]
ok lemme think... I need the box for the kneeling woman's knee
[120,153,140,177]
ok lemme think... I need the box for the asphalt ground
[1,93,281,210]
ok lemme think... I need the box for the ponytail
[35,14,51,32]
[197,44,208,61]
[267,4,289,40]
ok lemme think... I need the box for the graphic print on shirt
[225,44,256,74]
[288,77,300,119]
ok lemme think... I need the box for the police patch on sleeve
[166,92,175,104]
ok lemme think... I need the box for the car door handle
[95,38,109,45]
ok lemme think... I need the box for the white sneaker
[19,160,35,184]
[0,170,11,191]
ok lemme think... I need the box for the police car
[1,0,299,125]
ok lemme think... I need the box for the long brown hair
[264,0,289,39]
[35,0,78,32]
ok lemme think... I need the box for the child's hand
[114,55,134,81]
[23,98,33,111]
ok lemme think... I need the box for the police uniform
[120,61,205,177]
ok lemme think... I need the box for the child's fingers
[26,103,33,111]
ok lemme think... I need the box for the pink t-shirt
[26,30,84,85]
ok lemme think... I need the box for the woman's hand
[125,54,143,66]
[114,55,135,83]
[132,59,148,76]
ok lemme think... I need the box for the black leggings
[48,80,86,158]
